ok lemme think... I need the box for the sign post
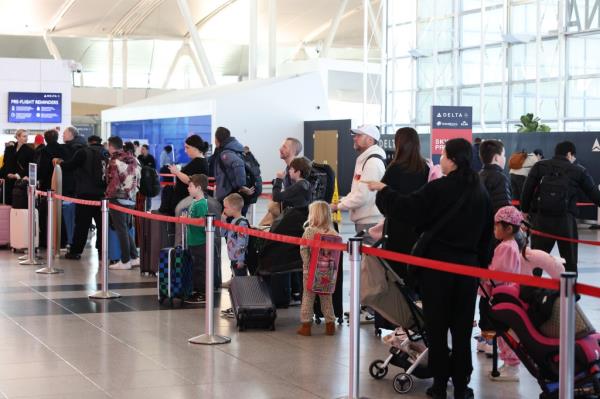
[430,106,473,163]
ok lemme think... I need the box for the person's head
[288,157,311,182]
[555,141,576,163]
[44,129,59,145]
[185,135,209,158]
[494,205,524,243]
[474,137,482,144]
[307,201,334,230]
[15,129,28,145]
[188,174,207,198]
[88,135,102,145]
[441,138,478,185]
[390,127,426,173]
[223,193,244,217]
[107,136,123,155]
[34,134,45,148]
[63,126,78,143]
[533,148,544,160]
[133,140,140,148]
[243,146,250,154]
[164,145,172,154]
[124,141,135,155]
[279,138,303,162]
[214,126,231,147]
[141,144,149,156]
[479,139,505,168]
[350,125,380,153]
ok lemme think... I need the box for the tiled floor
[0,203,599,398]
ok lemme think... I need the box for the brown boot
[297,322,312,336]
[325,322,335,336]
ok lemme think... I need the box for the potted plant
[515,113,551,132]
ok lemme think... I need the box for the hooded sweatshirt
[338,144,387,224]
[105,150,141,203]
[213,137,246,201]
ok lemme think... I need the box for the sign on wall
[430,105,473,162]
[7,92,62,123]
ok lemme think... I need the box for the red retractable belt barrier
[35,192,600,298]
[511,200,595,207]
[530,229,600,246]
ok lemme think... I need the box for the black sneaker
[454,387,474,399]
[184,293,206,304]
[64,252,81,260]
[426,385,447,399]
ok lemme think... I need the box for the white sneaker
[221,279,232,289]
[489,364,520,382]
[130,257,140,267]
[359,309,375,324]
[109,260,132,270]
[475,336,493,355]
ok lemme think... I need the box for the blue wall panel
[110,115,211,167]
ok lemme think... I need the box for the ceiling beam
[43,32,62,60]
[321,0,349,58]
[48,0,77,32]
[185,0,238,39]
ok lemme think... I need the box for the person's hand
[236,262,245,270]
[275,171,285,179]
[22,176,28,181]
[521,212,528,221]
[330,203,338,212]
[0,178,4,185]
[362,180,387,191]
[7,174,16,180]
[52,158,62,166]
[239,186,255,196]
[167,164,177,174]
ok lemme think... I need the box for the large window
[386,0,600,132]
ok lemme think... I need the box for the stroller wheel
[369,360,388,380]
[393,373,413,394]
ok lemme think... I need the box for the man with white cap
[331,124,386,243]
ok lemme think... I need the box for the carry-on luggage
[0,184,11,246]
[157,222,192,307]
[10,208,38,251]
[11,180,28,209]
[229,276,277,331]
[139,212,174,275]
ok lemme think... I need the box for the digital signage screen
[8,92,62,123]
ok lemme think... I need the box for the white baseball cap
[351,124,380,141]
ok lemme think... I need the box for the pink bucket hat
[494,206,524,226]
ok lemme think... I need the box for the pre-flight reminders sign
[430,105,472,161]
[8,92,62,123]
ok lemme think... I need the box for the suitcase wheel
[158,297,165,304]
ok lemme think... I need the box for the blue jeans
[62,202,76,246]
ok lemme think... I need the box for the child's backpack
[139,165,161,197]
[307,233,343,295]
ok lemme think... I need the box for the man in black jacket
[60,126,87,248]
[479,139,512,214]
[521,141,600,273]
[55,135,108,260]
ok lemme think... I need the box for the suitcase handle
[180,210,187,249]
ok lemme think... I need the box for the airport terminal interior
[1,0,600,398]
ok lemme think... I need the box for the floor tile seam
[18,281,200,387]
[0,308,113,398]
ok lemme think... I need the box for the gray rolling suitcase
[229,276,277,331]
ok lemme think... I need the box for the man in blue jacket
[212,127,254,213]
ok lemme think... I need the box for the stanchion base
[89,290,121,299]
[36,267,63,274]
[19,259,44,266]
[188,334,231,345]
[335,396,370,399]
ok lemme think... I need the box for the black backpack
[220,150,263,205]
[86,146,109,191]
[307,162,335,203]
[139,165,161,198]
[361,153,388,171]
[535,167,570,215]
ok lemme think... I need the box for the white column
[322,0,349,58]
[108,37,114,88]
[268,0,277,78]
[43,33,62,60]
[362,0,369,124]
[249,0,258,80]
[122,38,128,89]
[479,0,486,131]
[380,0,387,130]
[176,0,216,85]
[535,0,542,118]
[558,0,566,130]
[500,0,508,131]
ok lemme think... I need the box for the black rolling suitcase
[229,276,277,331]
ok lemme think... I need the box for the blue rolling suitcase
[157,217,193,307]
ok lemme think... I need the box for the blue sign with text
[7,92,62,123]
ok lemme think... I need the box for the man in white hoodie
[331,125,386,244]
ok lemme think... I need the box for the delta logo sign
[431,106,473,156]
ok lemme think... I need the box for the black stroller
[364,237,432,394]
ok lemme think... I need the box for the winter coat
[213,137,246,202]
[480,164,512,214]
[105,150,141,201]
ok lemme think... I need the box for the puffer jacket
[480,164,512,214]
[213,137,246,201]
[105,150,141,201]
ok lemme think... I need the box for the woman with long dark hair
[375,127,429,277]
[367,138,493,399]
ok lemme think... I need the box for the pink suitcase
[0,184,10,246]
